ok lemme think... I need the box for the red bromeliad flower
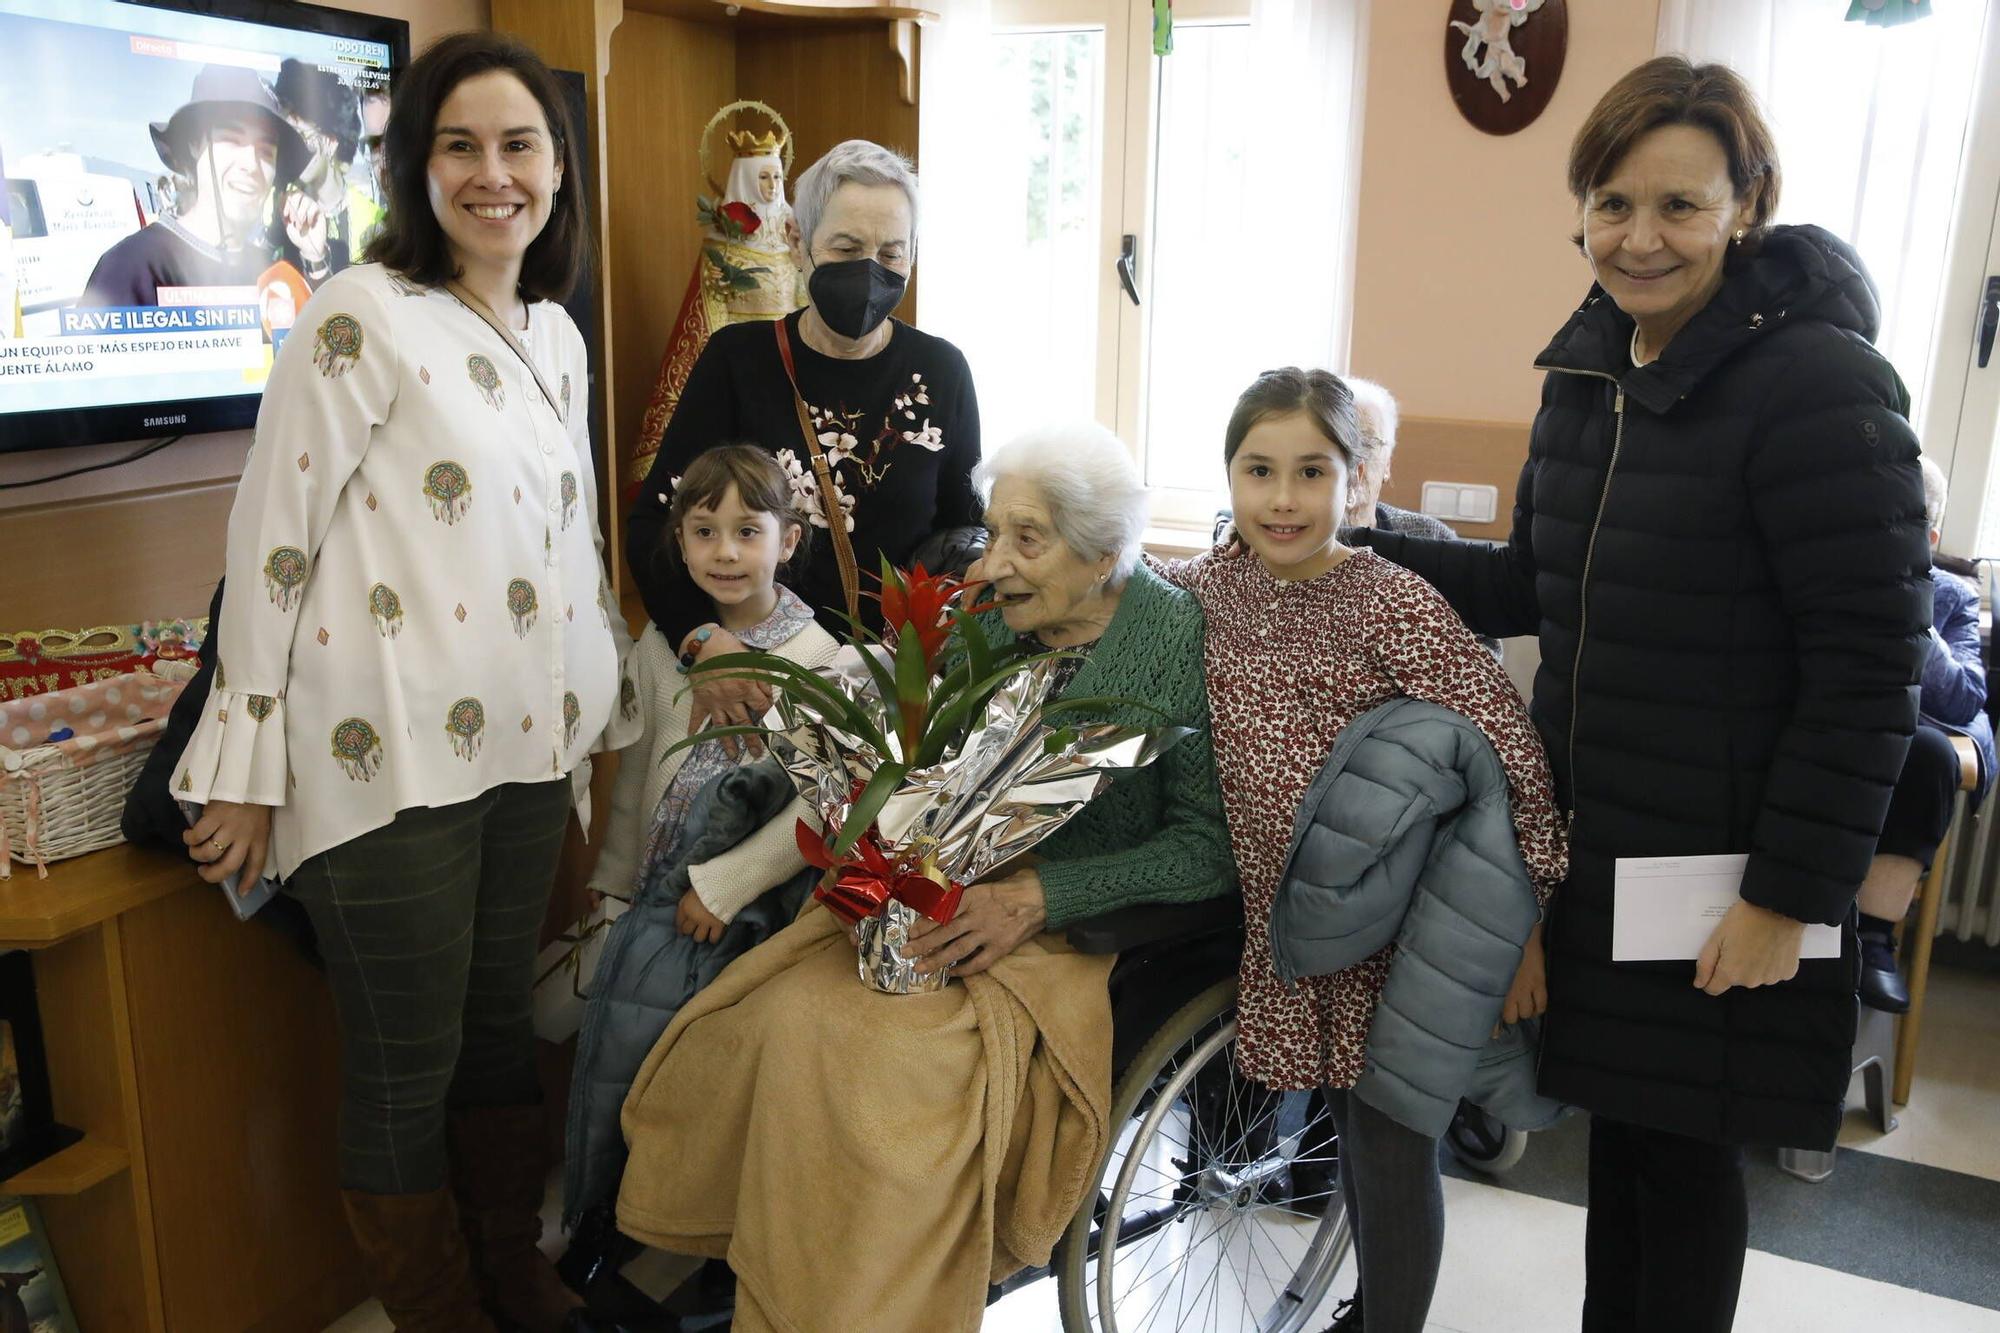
[876,563,1000,756]
[878,563,996,674]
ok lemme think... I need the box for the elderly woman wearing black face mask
[626,139,982,743]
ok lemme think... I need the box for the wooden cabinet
[1,849,362,1332]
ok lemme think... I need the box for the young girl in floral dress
[1159,368,1566,1333]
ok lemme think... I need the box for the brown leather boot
[341,1186,500,1333]
[447,1104,585,1333]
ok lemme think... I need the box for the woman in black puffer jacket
[1355,58,1929,1333]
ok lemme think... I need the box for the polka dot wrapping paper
[0,670,190,878]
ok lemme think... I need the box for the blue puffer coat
[1272,697,1564,1138]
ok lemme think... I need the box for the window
[951,0,1359,534]
[1657,1,2000,554]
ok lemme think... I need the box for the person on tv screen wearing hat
[272,57,375,287]
[79,64,309,308]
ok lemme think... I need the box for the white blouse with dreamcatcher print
[173,263,639,878]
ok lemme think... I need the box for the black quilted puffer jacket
[1356,225,1931,1151]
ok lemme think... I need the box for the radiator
[1938,784,2000,946]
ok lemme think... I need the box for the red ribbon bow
[796,819,964,928]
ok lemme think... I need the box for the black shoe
[1319,1291,1363,1331]
[1858,929,1910,1013]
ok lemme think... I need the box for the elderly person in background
[1852,455,1993,1012]
[1342,376,1442,538]
[1338,376,1500,659]
[1352,58,1929,1331]
[627,139,983,748]
[612,424,1232,1333]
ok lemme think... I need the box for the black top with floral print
[627,309,982,644]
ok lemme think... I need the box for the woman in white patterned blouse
[172,33,633,1333]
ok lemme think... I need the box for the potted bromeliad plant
[673,561,1186,993]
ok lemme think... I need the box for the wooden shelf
[2,1137,129,1196]
[0,843,193,946]
[627,0,934,28]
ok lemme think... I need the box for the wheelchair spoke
[1242,1211,1286,1290]
[1132,1210,1220,1333]
[1118,1211,1217,1317]
[1075,984,1353,1333]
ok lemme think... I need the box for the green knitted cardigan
[961,562,1236,926]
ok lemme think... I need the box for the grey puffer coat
[1273,698,1563,1138]
[562,758,815,1226]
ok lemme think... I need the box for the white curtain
[914,0,1003,355]
[1655,0,1989,415]
[1241,0,1369,375]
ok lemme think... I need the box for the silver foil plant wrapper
[771,647,1188,993]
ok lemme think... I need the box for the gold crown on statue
[727,128,786,158]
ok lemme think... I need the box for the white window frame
[1927,3,2000,556]
[990,0,1252,542]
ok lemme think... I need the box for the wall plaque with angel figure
[1444,0,1567,136]
[631,101,808,496]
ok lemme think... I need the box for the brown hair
[1223,367,1368,470]
[1567,56,1781,251]
[663,445,810,575]
[363,31,593,301]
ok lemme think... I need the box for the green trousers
[288,779,571,1193]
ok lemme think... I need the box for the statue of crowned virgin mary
[631,102,806,493]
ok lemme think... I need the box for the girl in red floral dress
[1158,368,1567,1333]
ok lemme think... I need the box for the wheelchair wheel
[1442,1099,1528,1175]
[1055,979,1352,1333]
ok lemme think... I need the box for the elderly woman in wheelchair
[608,423,1237,1333]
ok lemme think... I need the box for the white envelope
[1612,853,1841,962]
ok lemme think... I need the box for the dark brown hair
[363,31,593,301]
[1223,367,1365,469]
[1567,56,1781,250]
[664,445,810,575]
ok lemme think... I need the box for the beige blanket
[616,905,1115,1333]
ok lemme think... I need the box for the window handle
[1979,275,1999,370]
[1117,234,1141,307]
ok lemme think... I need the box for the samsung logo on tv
[143,414,188,429]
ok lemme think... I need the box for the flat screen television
[0,0,410,454]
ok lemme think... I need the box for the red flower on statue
[721,201,761,235]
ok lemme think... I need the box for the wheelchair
[1008,895,1352,1333]
[565,894,1526,1332]
[1026,894,1530,1332]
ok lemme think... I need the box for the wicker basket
[0,670,188,878]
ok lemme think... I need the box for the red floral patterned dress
[1163,547,1566,1092]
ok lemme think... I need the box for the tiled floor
[330,963,2000,1332]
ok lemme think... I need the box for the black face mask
[808,257,907,340]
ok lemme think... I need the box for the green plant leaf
[847,642,903,730]
[689,654,884,747]
[893,619,930,755]
[952,606,994,686]
[827,760,910,860]
[1035,695,1177,726]
[913,651,1076,766]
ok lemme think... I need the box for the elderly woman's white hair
[974,423,1149,580]
[1346,376,1399,468]
[792,139,921,255]
[1919,454,1948,534]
